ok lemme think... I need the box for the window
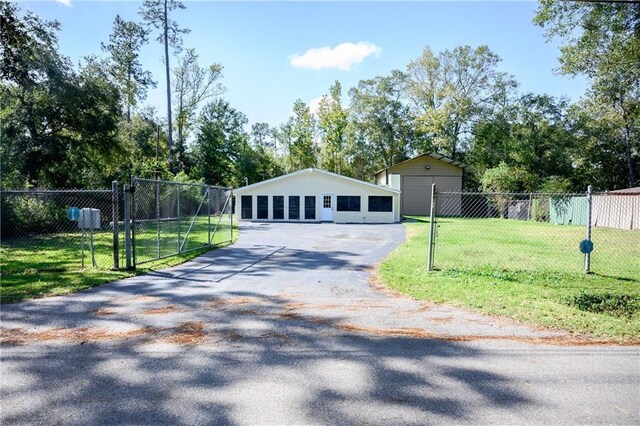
[337,196,361,212]
[257,196,268,219]
[241,196,252,219]
[273,196,284,219]
[305,196,316,220]
[288,196,300,220]
[323,195,331,208]
[368,196,393,212]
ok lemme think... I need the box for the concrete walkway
[2,222,639,424]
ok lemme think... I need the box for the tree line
[1,0,638,192]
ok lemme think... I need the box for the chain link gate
[130,177,233,267]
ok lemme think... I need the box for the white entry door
[321,193,334,221]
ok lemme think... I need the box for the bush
[1,195,67,238]
[531,198,549,222]
[565,293,640,318]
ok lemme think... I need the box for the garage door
[401,176,433,216]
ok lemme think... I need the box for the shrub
[565,293,640,318]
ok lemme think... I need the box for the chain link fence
[131,178,233,266]
[428,189,640,280]
[1,188,120,276]
[2,179,235,281]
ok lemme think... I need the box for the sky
[21,0,588,129]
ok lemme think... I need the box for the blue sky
[22,1,587,128]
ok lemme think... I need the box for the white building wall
[234,170,400,223]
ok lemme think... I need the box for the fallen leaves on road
[162,321,206,345]
[143,305,183,315]
[0,326,158,345]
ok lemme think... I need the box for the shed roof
[609,187,640,195]
[234,168,401,194]
[375,152,467,175]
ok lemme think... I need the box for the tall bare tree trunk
[163,0,173,166]
[126,68,132,122]
[624,124,636,188]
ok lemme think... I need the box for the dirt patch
[162,321,206,345]
[1,326,158,345]
[92,308,117,316]
[143,305,182,315]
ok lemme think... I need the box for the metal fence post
[177,185,181,253]
[156,180,161,259]
[112,181,119,269]
[124,184,132,270]
[585,185,593,274]
[427,183,437,271]
[230,189,234,243]
[207,187,212,246]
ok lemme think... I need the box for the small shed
[374,153,466,216]
[234,168,401,223]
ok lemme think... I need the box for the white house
[234,168,401,223]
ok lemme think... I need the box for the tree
[467,94,577,191]
[349,71,415,176]
[289,99,317,170]
[191,99,248,186]
[1,3,121,188]
[567,99,636,191]
[406,45,517,159]
[535,0,640,187]
[272,119,294,171]
[317,81,349,174]
[250,122,273,149]
[102,15,156,122]
[172,48,224,172]
[139,0,190,167]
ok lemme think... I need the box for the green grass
[379,217,640,341]
[1,216,237,303]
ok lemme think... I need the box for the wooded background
[1,0,638,192]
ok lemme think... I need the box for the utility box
[78,208,101,230]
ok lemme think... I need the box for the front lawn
[378,217,640,342]
[1,217,237,303]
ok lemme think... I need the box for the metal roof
[609,187,640,195]
[233,168,401,194]
[375,152,467,175]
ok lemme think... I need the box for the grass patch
[1,216,238,303]
[378,217,640,341]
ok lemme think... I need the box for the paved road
[2,222,639,425]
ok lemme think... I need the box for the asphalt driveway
[2,222,639,425]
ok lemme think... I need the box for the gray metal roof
[375,152,467,175]
[609,187,640,195]
[234,168,401,194]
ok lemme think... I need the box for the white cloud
[290,42,381,71]
[55,0,73,7]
